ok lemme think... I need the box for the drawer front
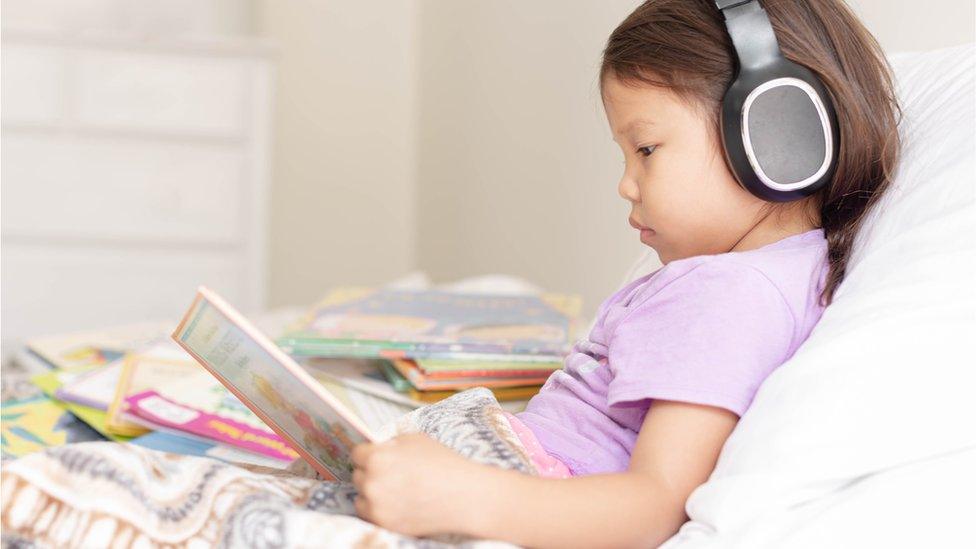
[1,134,244,243]
[1,44,64,124]
[0,34,270,361]
[75,49,248,136]
[1,244,249,350]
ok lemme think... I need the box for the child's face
[602,75,766,263]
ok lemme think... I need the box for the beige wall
[848,0,975,52]
[263,0,974,319]
[415,0,643,322]
[256,0,419,307]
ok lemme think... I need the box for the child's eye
[637,145,657,158]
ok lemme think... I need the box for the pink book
[123,390,300,463]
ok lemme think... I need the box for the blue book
[129,431,289,469]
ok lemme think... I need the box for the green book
[379,361,414,393]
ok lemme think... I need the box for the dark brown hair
[601,0,901,306]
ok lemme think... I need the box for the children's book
[277,287,581,360]
[172,286,378,481]
[106,348,206,437]
[402,385,540,404]
[1,396,105,459]
[300,357,422,409]
[57,340,190,416]
[27,323,171,370]
[30,369,133,442]
[379,362,543,403]
[111,351,303,462]
[414,357,562,378]
[388,359,551,391]
[122,390,301,463]
[379,361,414,392]
[129,430,287,469]
[54,359,126,410]
[312,376,414,432]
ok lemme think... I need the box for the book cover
[1,396,105,459]
[30,369,133,442]
[106,349,212,437]
[129,430,288,469]
[54,360,125,410]
[123,390,300,463]
[277,287,581,359]
[27,323,170,371]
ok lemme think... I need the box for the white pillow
[662,43,976,548]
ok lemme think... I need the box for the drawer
[74,49,248,136]
[1,133,244,243]
[1,244,248,348]
[1,44,64,124]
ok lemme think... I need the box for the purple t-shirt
[517,229,829,476]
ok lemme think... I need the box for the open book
[172,287,377,481]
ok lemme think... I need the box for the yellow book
[106,352,202,437]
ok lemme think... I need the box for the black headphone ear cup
[721,76,837,202]
[746,85,827,184]
[743,79,834,192]
[714,1,839,202]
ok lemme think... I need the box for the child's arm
[352,400,737,548]
[462,400,738,548]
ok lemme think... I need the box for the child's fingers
[351,443,373,469]
[353,494,371,520]
[352,467,366,489]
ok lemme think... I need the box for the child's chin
[650,241,684,265]
[645,243,668,263]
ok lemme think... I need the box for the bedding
[1,388,528,548]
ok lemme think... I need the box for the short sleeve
[606,260,796,416]
[583,269,660,337]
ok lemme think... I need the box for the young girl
[351,0,900,546]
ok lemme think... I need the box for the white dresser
[1,28,275,363]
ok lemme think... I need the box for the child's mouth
[629,217,656,243]
[629,217,654,233]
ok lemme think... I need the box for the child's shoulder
[617,229,828,312]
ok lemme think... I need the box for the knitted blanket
[1,388,535,548]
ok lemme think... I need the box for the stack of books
[2,285,580,464]
[277,287,580,406]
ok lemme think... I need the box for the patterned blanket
[0,388,536,548]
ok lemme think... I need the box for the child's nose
[617,175,640,203]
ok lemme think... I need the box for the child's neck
[730,202,822,253]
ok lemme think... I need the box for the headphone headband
[714,0,782,72]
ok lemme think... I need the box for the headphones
[714,0,839,202]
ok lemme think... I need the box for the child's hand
[350,433,483,537]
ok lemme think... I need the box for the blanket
[0,388,536,548]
